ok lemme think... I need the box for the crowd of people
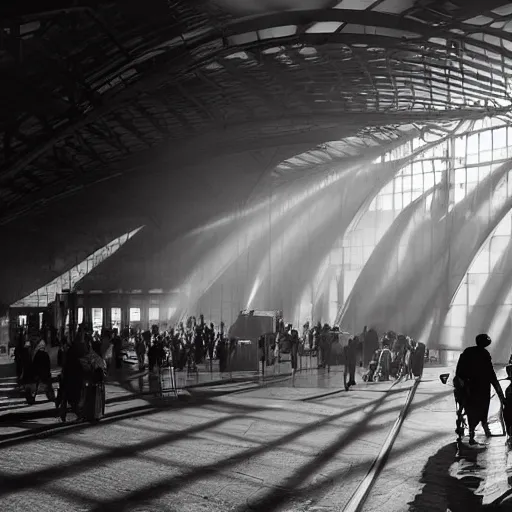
[14,325,106,422]
[12,313,429,421]
[363,330,426,383]
[100,314,238,374]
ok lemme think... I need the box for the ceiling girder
[1,3,511,204]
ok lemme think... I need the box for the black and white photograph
[2,1,512,511]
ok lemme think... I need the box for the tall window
[77,307,84,325]
[129,308,141,324]
[92,308,103,333]
[149,307,160,325]
[111,307,121,331]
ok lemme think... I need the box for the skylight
[306,22,343,34]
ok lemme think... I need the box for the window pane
[412,161,423,175]
[381,194,393,210]
[381,182,393,195]
[394,193,403,210]
[494,127,507,149]
[149,307,160,323]
[480,130,492,151]
[422,160,433,174]
[92,308,103,333]
[479,165,491,181]
[412,173,423,191]
[424,172,435,189]
[454,136,466,158]
[467,133,479,153]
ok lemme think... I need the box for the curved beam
[247,168,358,313]
[262,156,411,319]
[173,159,358,319]
[336,184,441,333]
[372,158,512,340]
[2,111,474,226]
[425,169,512,346]
[3,2,508,188]
[463,236,512,345]
[191,164,359,316]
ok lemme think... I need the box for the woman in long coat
[78,340,107,421]
[60,338,87,421]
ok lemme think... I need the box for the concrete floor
[0,365,509,511]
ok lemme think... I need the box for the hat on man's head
[476,333,491,348]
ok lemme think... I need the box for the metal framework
[2,1,512,224]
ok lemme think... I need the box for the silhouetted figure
[455,334,504,445]
[112,330,123,369]
[60,338,87,422]
[364,328,379,367]
[136,333,148,370]
[503,365,512,446]
[318,324,331,369]
[411,340,425,377]
[344,337,358,390]
[78,341,106,422]
[290,330,300,386]
[217,336,227,373]
[27,340,55,403]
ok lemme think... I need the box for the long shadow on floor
[409,442,486,511]
[0,382,451,512]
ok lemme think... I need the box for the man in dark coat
[455,333,505,445]
[344,337,358,391]
[60,338,87,421]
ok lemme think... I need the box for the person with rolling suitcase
[78,340,107,422]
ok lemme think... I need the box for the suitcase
[80,381,105,421]
[411,343,426,377]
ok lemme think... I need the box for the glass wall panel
[92,308,103,333]
[129,308,140,323]
[149,307,160,324]
[111,307,121,331]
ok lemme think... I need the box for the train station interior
[2,1,512,511]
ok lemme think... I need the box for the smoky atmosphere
[2,1,512,511]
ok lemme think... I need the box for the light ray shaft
[336,184,441,332]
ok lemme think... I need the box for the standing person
[136,334,147,371]
[30,339,55,402]
[319,324,331,370]
[217,334,227,373]
[455,334,505,445]
[364,328,379,368]
[14,328,25,385]
[60,337,87,422]
[344,337,358,391]
[502,365,512,446]
[78,339,107,422]
[411,340,425,378]
[290,329,300,386]
[112,329,123,370]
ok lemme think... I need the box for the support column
[104,304,112,331]
[121,297,129,332]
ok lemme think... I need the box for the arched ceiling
[2,0,512,307]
